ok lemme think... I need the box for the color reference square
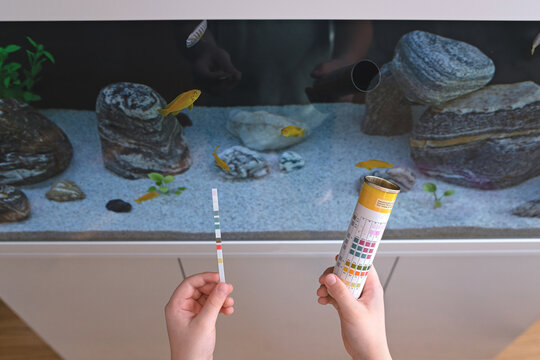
[360,240,365,246]
[363,248,369,253]
[350,249,355,255]
[354,237,359,243]
[344,267,349,272]
[369,249,374,253]
[367,255,372,259]
[371,242,376,248]
[352,244,357,249]
[346,261,351,266]
[349,269,355,275]
[355,251,361,257]
[351,264,356,269]
[355,271,360,276]
[361,254,367,259]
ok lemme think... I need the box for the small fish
[281,126,305,137]
[186,20,207,48]
[355,160,394,170]
[532,33,540,55]
[158,89,201,117]
[135,191,159,204]
[213,146,230,171]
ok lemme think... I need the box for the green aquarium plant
[423,183,455,208]
[147,172,186,195]
[0,36,55,103]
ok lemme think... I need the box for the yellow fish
[281,126,305,137]
[213,146,230,171]
[135,191,159,204]
[355,160,394,170]
[158,89,201,117]
[532,33,540,55]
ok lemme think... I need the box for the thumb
[198,283,232,326]
[324,274,357,314]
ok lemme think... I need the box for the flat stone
[0,98,73,185]
[410,82,540,189]
[0,185,30,223]
[369,167,416,192]
[391,31,495,105]
[279,151,305,173]
[106,199,132,213]
[227,110,309,151]
[512,199,540,218]
[96,82,191,179]
[362,63,412,136]
[46,180,85,202]
[217,146,269,179]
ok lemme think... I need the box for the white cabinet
[385,254,540,360]
[0,257,181,360]
[1,240,539,360]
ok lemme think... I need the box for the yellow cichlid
[135,191,159,204]
[213,146,230,171]
[355,160,394,170]
[158,89,201,117]
[281,126,305,137]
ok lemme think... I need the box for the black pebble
[106,199,132,213]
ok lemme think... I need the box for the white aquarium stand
[1,238,540,360]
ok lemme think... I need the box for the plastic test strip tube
[212,188,226,283]
[334,176,400,298]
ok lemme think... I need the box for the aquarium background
[0,20,539,239]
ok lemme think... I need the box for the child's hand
[317,259,392,360]
[165,272,234,360]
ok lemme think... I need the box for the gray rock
[512,199,540,218]
[96,82,191,179]
[0,185,30,223]
[46,180,85,202]
[227,110,308,151]
[410,82,540,189]
[279,151,305,173]
[0,98,73,185]
[367,167,416,192]
[218,146,269,179]
[106,199,132,213]
[391,31,495,105]
[362,64,412,136]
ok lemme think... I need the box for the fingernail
[325,274,336,286]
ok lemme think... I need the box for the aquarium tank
[0,20,539,240]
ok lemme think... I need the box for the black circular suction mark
[351,60,381,93]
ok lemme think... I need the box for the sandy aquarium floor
[2,104,539,239]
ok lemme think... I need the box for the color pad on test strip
[212,188,226,283]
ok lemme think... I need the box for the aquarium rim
[1,0,540,22]
[1,238,540,258]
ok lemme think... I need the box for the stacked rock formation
[0,98,73,185]
[217,146,269,179]
[363,30,495,136]
[410,82,540,189]
[96,82,191,179]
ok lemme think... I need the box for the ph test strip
[212,188,226,283]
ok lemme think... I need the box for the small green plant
[147,172,186,195]
[423,183,455,208]
[0,36,55,103]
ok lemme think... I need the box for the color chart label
[334,176,400,298]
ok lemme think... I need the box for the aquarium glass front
[0,20,538,240]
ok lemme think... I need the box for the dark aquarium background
[0,20,539,239]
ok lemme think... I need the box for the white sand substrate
[2,104,539,237]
